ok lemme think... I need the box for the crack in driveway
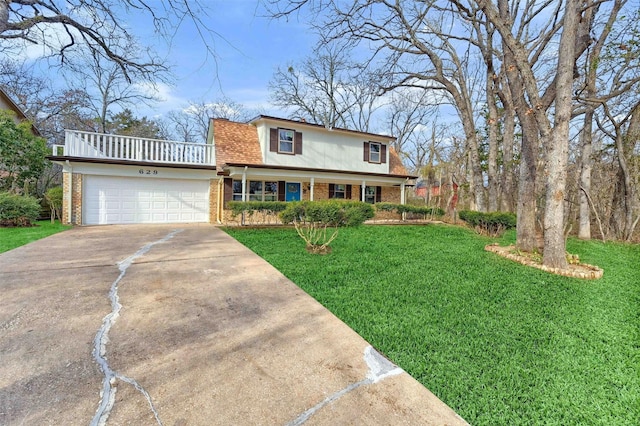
[286,345,403,425]
[91,229,183,426]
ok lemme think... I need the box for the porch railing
[54,130,215,166]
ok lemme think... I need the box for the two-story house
[49,115,415,225]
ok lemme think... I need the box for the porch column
[310,177,315,201]
[241,166,248,202]
[401,180,406,221]
[361,181,366,202]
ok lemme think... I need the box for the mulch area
[485,243,603,280]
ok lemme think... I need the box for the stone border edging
[485,244,604,280]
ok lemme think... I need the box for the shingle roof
[211,118,263,169]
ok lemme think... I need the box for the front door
[285,182,301,201]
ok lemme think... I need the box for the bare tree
[470,0,601,267]
[164,97,253,142]
[0,0,219,82]
[269,41,381,132]
[385,88,447,173]
[63,40,163,133]
[0,58,95,142]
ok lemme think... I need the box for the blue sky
[131,0,316,118]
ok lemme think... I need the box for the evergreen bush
[0,192,41,226]
[458,210,517,236]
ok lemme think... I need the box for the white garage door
[84,175,209,225]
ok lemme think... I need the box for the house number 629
[139,169,158,175]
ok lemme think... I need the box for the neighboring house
[414,179,459,210]
[0,86,41,136]
[49,115,415,225]
[1,86,42,185]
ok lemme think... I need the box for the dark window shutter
[329,183,335,198]
[376,186,382,203]
[381,144,387,164]
[278,181,286,201]
[294,131,303,155]
[270,128,278,152]
[346,185,352,199]
[224,178,233,207]
[363,141,370,162]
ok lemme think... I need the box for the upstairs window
[278,129,295,154]
[369,143,381,163]
[270,128,303,155]
[363,141,387,164]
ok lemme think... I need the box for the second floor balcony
[53,130,215,166]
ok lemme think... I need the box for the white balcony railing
[54,130,215,166]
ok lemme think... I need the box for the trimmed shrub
[458,210,516,236]
[227,201,288,225]
[280,200,374,254]
[228,201,288,217]
[0,192,41,226]
[375,203,445,219]
[374,202,397,212]
[280,200,374,227]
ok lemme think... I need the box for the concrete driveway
[0,224,467,425]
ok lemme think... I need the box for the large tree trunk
[578,109,594,239]
[500,87,516,213]
[614,103,640,240]
[487,78,500,212]
[516,124,539,252]
[501,33,538,251]
[542,0,580,269]
[454,91,486,212]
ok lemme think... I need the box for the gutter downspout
[65,160,73,224]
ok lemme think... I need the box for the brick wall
[61,172,70,224]
[62,172,83,225]
[72,174,82,224]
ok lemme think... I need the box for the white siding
[255,120,392,174]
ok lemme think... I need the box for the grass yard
[225,224,639,425]
[0,220,71,254]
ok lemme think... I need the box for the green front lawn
[225,224,639,425]
[0,220,71,254]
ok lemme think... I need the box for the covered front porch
[220,163,411,203]
[216,163,413,225]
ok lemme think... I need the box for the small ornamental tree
[45,186,63,223]
[0,110,49,195]
[280,200,374,254]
